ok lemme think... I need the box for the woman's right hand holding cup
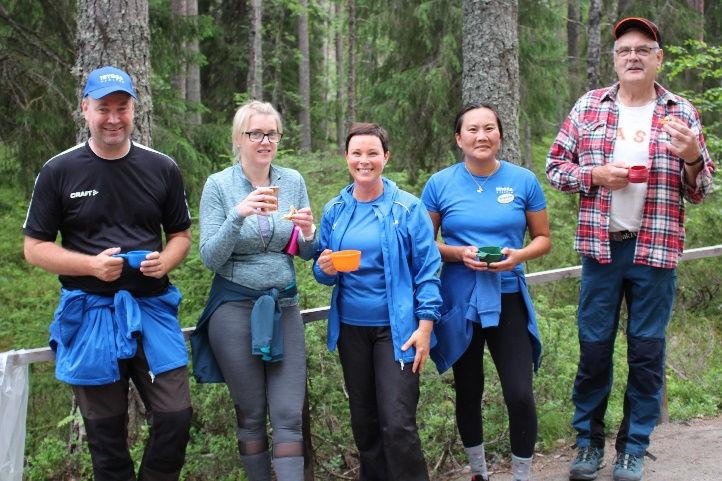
[462,246,488,271]
[235,187,278,217]
[317,248,337,276]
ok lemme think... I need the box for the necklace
[464,161,500,193]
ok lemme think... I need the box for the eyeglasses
[244,131,283,143]
[614,46,659,58]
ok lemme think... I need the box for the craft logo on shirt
[70,189,98,199]
[495,186,514,204]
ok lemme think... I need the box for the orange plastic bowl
[330,250,362,272]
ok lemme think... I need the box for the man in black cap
[546,17,714,481]
[23,66,193,480]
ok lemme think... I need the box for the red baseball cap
[612,17,661,45]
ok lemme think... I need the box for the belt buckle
[610,230,637,242]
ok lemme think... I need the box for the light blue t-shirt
[338,200,390,326]
[422,161,546,250]
[421,161,547,291]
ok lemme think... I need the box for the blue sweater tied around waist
[49,286,187,386]
[191,274,298,383]
[431,265,542,374]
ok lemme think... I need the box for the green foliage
[663,40,722,159]
[519,0,571,137]
[0,0,77,192]
[3,1,722,478]
[24,436,92,481]
[355,0,462,184]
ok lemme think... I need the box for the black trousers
[452,292,537,458]
[337,324,430,481]
[72,342,192,481]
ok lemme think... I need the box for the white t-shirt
[609,100,655,232]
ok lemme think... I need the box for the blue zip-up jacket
[49,286,187,385]
[313,178,442,364]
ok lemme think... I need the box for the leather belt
[609,230,638,242]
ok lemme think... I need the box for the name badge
[497,193,514,204]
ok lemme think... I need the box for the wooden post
[302,379,315,480]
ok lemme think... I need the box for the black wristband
[684,155,704,166]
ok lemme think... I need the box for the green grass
[2,146,721,480]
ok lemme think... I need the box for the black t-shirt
[23,141,191,296]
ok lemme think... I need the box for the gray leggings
[208,300,306,449]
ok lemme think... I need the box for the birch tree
[298,0,311,152]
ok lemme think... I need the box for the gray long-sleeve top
[199,163,318,306]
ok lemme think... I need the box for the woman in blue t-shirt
[422,102,551,481]
[313,123,442,481]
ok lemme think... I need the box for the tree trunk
[171,0,187,101]
[567,0,581,100]
[585,0,602,92]
[270,5,286,108]
[186,0,201,124]
[335,1,345,152]
[688,0,704,40]
[617,0,630,16]
[302,382,315,481]
[73,0,152,451]
[462,0,521,164]
[75,0,153,146]
[298,0,311,152]
[248,0,263,100]
[346,0,356,126]
[523,118,532,169]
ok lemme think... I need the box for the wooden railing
[7,244,722,368]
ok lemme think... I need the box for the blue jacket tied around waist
[313,178,442,364]
[191,274,298,383]
[430,263,542,374]
[49,286,187,385]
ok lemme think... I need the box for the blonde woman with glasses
[191,100,318,481]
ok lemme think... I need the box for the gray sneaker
[569,446,605,480]
[612,452,644,481]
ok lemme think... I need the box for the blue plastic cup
[113,250,152,269]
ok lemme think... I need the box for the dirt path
[450,415,722,481]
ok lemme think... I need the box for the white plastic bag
[0,351,29,481]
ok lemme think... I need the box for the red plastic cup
[628,165,649,183]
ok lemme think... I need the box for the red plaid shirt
[546,82,715,268]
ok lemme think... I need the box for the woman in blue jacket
[314,122,442,481]
[423,103,551,481]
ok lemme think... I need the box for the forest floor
[450,414,722,481]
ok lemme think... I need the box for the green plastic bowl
[477,246,504,263]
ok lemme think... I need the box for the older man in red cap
[546,17,714,481]
[23,66,193,481]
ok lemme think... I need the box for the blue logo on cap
[83,66,137,100]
